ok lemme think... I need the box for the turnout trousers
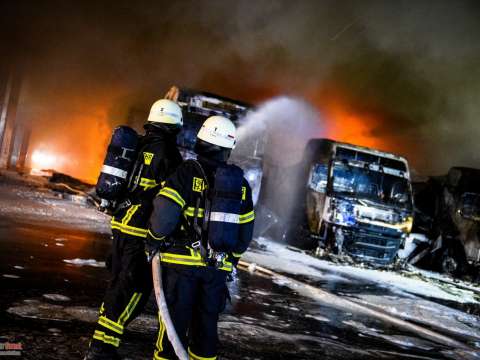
[154,265,228,360]
[90,229,153,349]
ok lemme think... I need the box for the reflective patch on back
[143,152,154,165]
[192,177,205,192]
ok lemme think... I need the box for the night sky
[1,0,480,180]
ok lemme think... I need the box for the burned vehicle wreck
[287,139,414,265]
[405,167,480,280]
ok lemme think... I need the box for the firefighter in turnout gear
[85,94,183,360]
[146,116,255,360]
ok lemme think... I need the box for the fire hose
[152,254,189,360]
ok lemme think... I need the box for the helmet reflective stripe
[197,116,236,149]
[147,99,183,126]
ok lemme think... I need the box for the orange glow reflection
[28,110,112,184]
[320,99,387,150]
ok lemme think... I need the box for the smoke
[234,97,323,235]
[236,97,322,165]
[2,0,480,179]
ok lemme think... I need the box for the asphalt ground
[0,216,474,359]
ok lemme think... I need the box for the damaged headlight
[331,200,356,226]
[399,216,413,233]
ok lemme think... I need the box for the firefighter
[146,115,255,360]
[85,94,183,360]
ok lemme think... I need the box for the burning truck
[98,89,415,266]
[403,167,480,280]
[283,139,414,265]
[179,93,416,266]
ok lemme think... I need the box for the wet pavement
[0,179,479,359]
[1,216,479,359]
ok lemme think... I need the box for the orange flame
[319,98,387,150]
[28,110,112,184]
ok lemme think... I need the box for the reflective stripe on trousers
[160,248,233,272]
[94,292,143,346]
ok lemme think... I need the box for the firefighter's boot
[84,341,122,360]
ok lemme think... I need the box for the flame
[319,98,387,150]
[24,86,405,185]
[305,87,398,154]
[31,149,59,169]
[28,110,112,184]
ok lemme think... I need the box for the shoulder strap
[127,137,168,192]
[185,159,210,189]
[126,141,150,192]
[184,159,211,259]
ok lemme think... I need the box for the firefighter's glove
[145,230,172,262]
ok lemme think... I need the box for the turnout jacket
[111,130,182,238]
[148,157,255,272]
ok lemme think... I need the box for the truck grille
[343,229,402,265]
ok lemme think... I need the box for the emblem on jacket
[192,177,206,192]
[143,152,154,165]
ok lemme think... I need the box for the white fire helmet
[197,116,237,149]
[147,99,183,126]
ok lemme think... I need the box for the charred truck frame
[405,167,480,279]
[290,139,414,265]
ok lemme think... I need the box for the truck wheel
[441,255,458,275]
[439,247,467,276]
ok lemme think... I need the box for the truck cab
[298,139,414,265]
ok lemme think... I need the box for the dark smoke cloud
[1,0,480,177]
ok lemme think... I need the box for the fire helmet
[196,116,236,149]
[147,99,183,126]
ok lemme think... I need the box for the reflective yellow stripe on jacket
[239,210,255,224]
[183,207,205,218]
[158,187,186,208]
[111,204,148,238]
[139,177,160,190]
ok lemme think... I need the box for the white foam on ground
[305,314,330,322]
[244,237,479,304]
[0,181,110,234]
[354,294,480,340]
[63,258,105,267]
[43,294,71,302]
[2,274,20,279]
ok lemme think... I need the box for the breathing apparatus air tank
[96,126,139,203]
[206,164,244,253]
